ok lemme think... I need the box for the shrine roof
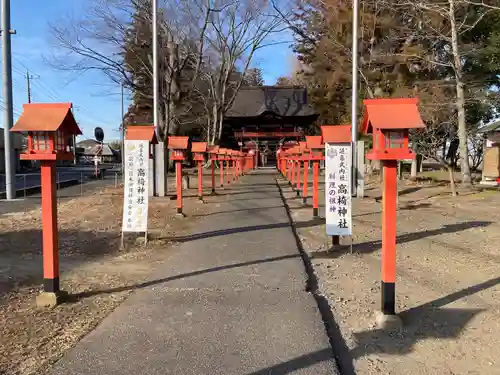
[11,103,81,134]
[225,86,318,119]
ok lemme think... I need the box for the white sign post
[325,143,352,237]
[121,140,149,247]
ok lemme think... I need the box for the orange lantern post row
[11,103,82,308]
[305,136,324,218]
[167,136,189,216]
[192,142,208,202]
[208,146,219,195]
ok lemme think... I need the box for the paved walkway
[50,170,337,375]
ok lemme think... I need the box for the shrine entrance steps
[49,170,338,375]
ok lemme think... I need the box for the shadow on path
[191,205,285,217]
[70,253,301,301]
[245,348,334,375]
[350,276,500,360]
[163,219,322,243]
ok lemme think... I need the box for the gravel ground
[278,174,500,375]
[0,172,221,375]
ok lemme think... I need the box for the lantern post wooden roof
[167,136,189,150]
[362,98,425,134]
[11,103,82,135]
[191,142,208,153]
[126,124,158,144]
[321,125,352,143]
[306,136,323,150]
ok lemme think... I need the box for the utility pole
[1,0,16,200]
[121,82,125,175]
[152,0,166,197]
[25,70,38,103]
[351,0,360,197]
[26,70,31,103]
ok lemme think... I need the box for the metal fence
[1,168,123,200]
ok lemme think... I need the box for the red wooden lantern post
[294,145,303,197]
[248,149,255,170]
[362,98,425,324]
[236,151,242,180]
[11,103,82,308]
[300,142,311,205]
[226,150,233,185]
[192,142,207,201]
[168,136,189,216]
[306,136,324,217]
[218,148,226,188]
[289,147,297,187]
[208,146,219,194]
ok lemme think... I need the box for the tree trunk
[410,157,418,181]
[449,0,472,188]
[448,165,457,197]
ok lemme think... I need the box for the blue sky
[0,0,293,141]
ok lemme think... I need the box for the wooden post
[220,158,224,187]
[226,160,231,185]
[291,160,295,186]
[381,160,397,315]
[296,160,301,197]
[313,160,319,217]
[197,160,203,201]
[176,161,183,215]
[302,159,308,205]
[41,161,59,294]
[211,159,216,194]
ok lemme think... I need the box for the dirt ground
[0,172,222,375]
[279,173,500,375]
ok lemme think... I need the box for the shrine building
[221,86,319,167]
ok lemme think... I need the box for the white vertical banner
[122,140,149,233]
[325,143,352,236]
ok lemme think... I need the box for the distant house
[479,120,500,185]
[76,139,119,163]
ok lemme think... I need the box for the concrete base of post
[375,311,403,332]
[296,190,300,197]
[176,208,185,218]
[302,197,308,206]
[197,197,205,203]
[313,208,319,218]
[36,290,68,309]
